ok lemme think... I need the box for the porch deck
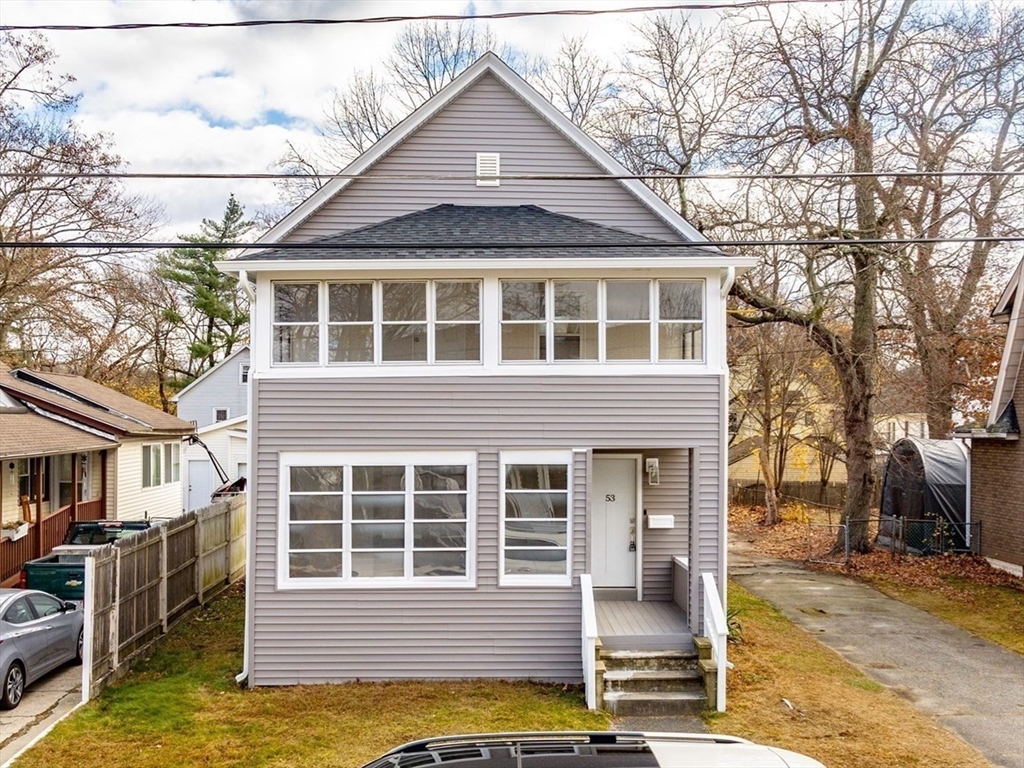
[595,600,693,651]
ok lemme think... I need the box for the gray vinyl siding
[176,349,250,428]
[250,375,721,686]
[283,73,681,243]
[637,450,690,602]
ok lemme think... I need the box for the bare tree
[534,36,613,135]
[0,32,156,364]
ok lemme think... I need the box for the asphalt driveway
[730,542,1024,768]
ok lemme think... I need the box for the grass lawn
[12,578,995,768]
[14,584,608,768]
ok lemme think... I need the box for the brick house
[965,259,1023,576]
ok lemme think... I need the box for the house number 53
[605,494,616,502]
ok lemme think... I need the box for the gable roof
[171,346,249,403]
[0,365,194,438]
[244,205,723,262]
[989,257,1023,428]
[248,52,710,250]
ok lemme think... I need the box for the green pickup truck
[18,520,153,601]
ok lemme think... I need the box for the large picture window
[281,452,475,587]
[499,280,703,363]
[273,281,481,365]
[500,450,573,586]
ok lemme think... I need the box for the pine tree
[158,195,253,378]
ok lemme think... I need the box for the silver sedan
[0,588,84,709]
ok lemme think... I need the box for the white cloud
[3,0,689,236]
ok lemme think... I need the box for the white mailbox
[646,514,675,529]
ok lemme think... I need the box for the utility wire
[1,236,1020,250]
[3,170,1022,181]
[0,0,845,32]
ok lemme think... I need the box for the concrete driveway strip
[730,546,1024,768]
[0,664,82,766]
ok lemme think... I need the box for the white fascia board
[991,257,1022,318]
[216,256,757,274]
[197,414,248,435]
[240,52,708,253]
[171,347,250,402]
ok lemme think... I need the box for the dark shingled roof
[240,204,725,261]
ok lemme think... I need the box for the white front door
[592,457,638,588]
[188,460,212,511]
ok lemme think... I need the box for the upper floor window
[239,364,250,384]
[273,281,481,365]
[500,279,704,363]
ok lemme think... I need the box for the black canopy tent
[879,437,969,552]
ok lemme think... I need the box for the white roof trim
[198,413,248,435]
[247,52,709,252]
[218,256,757,274]
[992,257,1022,319]
[171,347,250,402]
[988,261,1023,426]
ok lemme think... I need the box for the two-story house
[172,347,250,511]
[219,53,753,711]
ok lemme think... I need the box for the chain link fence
[876,514,981,556]
[806,523,849,565]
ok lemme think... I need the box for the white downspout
[235,271,255,686]
[720,266,736,299]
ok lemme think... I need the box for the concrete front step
[603,668,704,694]
[602,690,708,717]
[600,649,699,672]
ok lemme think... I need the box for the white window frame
[499,449,574,587]
[164,442,181,483]
[277,451,477,590]
[239,363,250,384]
[271,281,483,367]
[213,407,230,422]
[142,444,162,489]
[498,279,705,365]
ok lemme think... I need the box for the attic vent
[476,152,500,187]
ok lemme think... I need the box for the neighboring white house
[0,364,194,527]
[173,347,250,511]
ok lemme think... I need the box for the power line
[1,236,1020,251]
[4,170,1021,181]
[0,0,845,32]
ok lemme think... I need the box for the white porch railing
[580,573,598,710]
[702,571,728,712]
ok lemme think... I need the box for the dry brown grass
[709,584,993,768]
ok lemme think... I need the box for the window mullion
[545,280,553,363]
[406,464,415,579]
[343,465,352,580]
[427,282,436,365]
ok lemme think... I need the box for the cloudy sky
[3,0,697,239]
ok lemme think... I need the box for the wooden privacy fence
[84,496,246,699]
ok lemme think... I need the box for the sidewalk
[730,541,1024,768]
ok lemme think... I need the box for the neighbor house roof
[242,204,724,262]
[0,365,193,438]
[0,408,115,460]
[988,258,1023,429]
